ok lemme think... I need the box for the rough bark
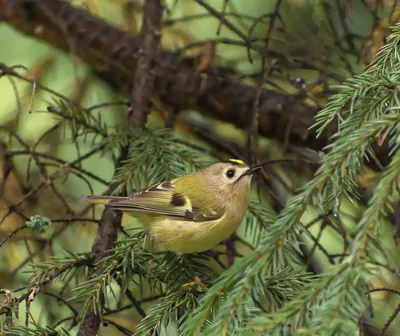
[129,0,163,130]
[0,0,335,151]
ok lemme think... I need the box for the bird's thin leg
[181,256,208,290]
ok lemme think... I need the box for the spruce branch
[244,200,277,245]
[76,1,164,333]
[5,324,71,336]
[72,231,152,321]
[379,302,400,336]
[184,112,397,334]
[46,100,108,139]
[134,291,202,336]
[184,23,400,336]
[75,147,129,336]
[245,25,400,335]
[112,128,210,194]
[76,206,122,336]
[0,252,92,332]
[132,250,220,335]
[27,253,93,285]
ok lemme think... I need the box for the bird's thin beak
[244,166,261,175]
[236,166,261,183]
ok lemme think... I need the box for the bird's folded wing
[85,181,221,222]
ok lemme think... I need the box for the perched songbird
[85,159,258,253]
[84,159,259,288]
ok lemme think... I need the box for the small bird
[84,159,259,288]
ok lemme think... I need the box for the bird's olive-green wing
[103,181,221,221]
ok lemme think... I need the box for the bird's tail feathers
[84,195,126,205]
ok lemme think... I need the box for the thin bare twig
[247,0,282,165]
[194,0,254,62]
[379,302,400,336]
[0,225,27,249]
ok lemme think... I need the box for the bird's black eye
[226,169,235,178]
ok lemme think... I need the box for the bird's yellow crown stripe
[228,159,244,165]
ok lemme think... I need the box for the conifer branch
[184,23,400,336]
[76,204,122,336]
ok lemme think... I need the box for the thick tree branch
[0,0,391,168]
[0,0,334,151]
[77,205,121,336]
[77,0,163,332]
[129,0,163,130]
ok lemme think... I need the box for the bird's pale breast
[136,211,245,254]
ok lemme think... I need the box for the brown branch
[366,287,400,295]
[103,319,133,335]
[129,0,163,130]
[104,294,164,315]
[0,224,27,249]
[0,255,92,320]
[0,125,74,215]
[0,142,14,195]
[0,0,335,153]
[394,199,400,245]
[194,0,254,54]
[73,147,128,336]
[8,149,109,185]
[368,261,400,278]
[379,302,400,336]
[77,204,122,336]
[0,126,109,216]
[79,0,163,331]
[115,278,146,318]
[247,0,283,164]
